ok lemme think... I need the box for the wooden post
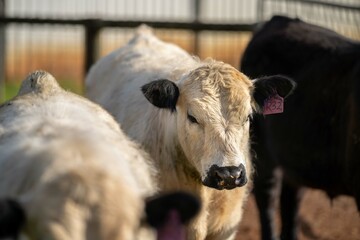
[0,0,5,102]
[84,20,101,79]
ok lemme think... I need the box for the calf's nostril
[231,168,242,179]
[214,169,227,179]
[214,167,243,181]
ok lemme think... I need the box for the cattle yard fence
[0,0,359,102]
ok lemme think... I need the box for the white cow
[0,71,199,240]
[86,26,295,240]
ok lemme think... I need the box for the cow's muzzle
[202,164,247,190]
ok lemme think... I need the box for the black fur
[241,15,360,240]
[141,79,179,112]
[145,192,200,228]
[0,199,26,239]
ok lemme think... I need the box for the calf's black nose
[203,164,247,190]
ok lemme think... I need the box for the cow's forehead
[182,61,253,95]
[179,61,253,121]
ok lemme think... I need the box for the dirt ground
[236,190,360,240]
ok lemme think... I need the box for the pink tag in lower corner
[263,94,284,115]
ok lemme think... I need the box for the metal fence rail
[0,16,255,74]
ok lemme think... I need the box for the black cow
[241,15,360,240]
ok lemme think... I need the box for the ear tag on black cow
[263,94,284,115]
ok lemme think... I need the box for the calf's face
[175,64,252,190]
[142,62,295,190]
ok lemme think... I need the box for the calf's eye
[187,114,198,124]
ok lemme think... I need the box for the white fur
[86,27,253,240]
[0,71,157,240]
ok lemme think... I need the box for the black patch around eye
[187,114,198,124]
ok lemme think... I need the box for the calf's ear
[145,191,200,228]
[141,79,179,112]
[252,75,296,110]
[0,198,26,239]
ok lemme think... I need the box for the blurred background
[0,0,359,101]
[0,1,359,239]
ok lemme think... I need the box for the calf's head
[142,61,295,190]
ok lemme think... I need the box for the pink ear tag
[263,94,284,115]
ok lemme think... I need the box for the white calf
[0,71,159,240]
[86,26,295,240]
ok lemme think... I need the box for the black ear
[141,79,179,112]
[0,198,26,239]
[145,191,201,228]
[253,75,296,108]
